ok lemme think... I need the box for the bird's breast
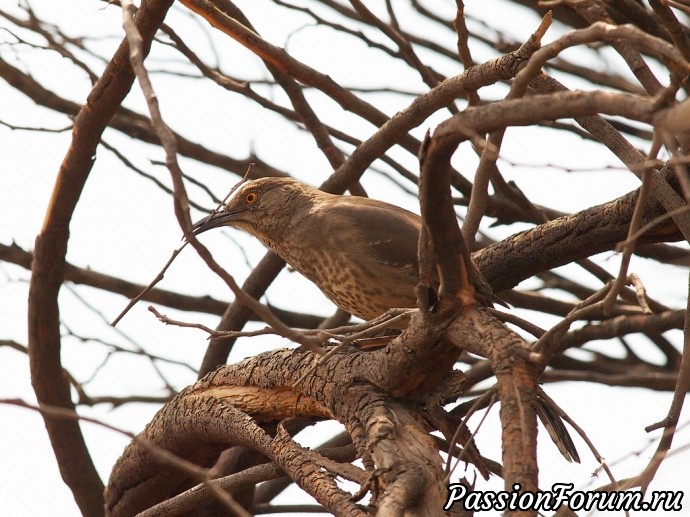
[276,243,418,321]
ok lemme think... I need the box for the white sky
[1,1,689,516]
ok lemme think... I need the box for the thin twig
[603,134,662,314]
[111,245,187,326]
[444,390,497,483]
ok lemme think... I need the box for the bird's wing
[322,198,422,273]
[323,197,507,308]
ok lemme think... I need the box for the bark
[27,1,176,515]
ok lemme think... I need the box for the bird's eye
[245,192,257,204]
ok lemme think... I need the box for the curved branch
[106,340,454,516]
[419,90,687,293]
[27,2,175,515]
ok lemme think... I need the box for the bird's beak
[192,210,242,236]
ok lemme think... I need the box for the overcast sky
[1,1,689,516]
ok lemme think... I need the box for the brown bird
[192,179,581,463]
[193,177,501,321]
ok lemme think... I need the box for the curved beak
[192,210,243,236]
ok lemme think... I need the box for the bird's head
[193,177,313,243]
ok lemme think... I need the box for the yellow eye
[245,192,257,204]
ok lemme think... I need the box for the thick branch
[27,2,175,515]
[107,335,455,515]
[475,181,682,293]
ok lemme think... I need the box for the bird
[193,177,502,322]
[192,178,579,464]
